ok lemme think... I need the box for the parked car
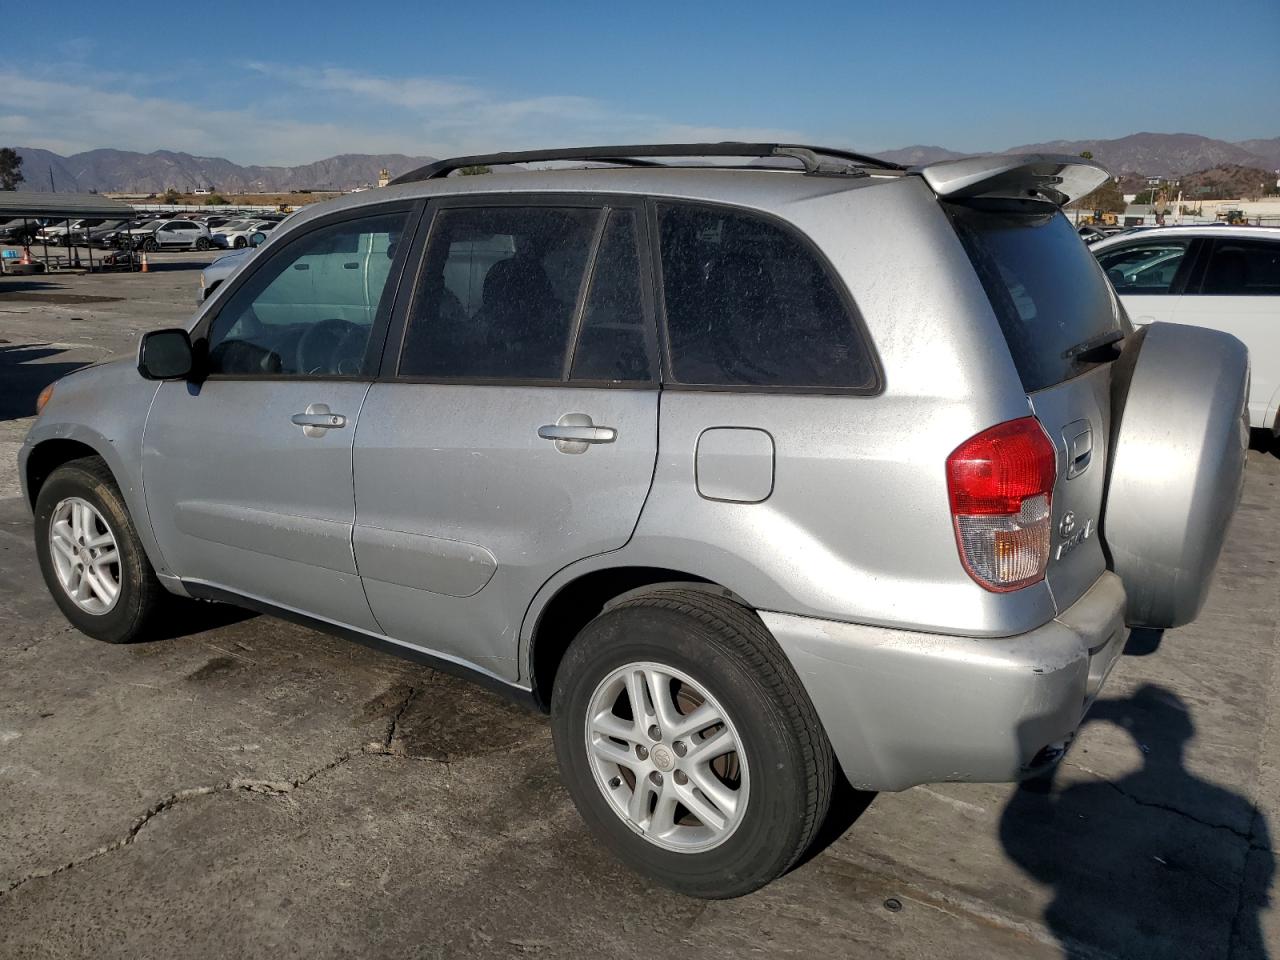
[19,145,1248,899]
[196,242,262,303]
[211,219,275,249]
[112,219,213,252]
[99,220,164,249]
[0,217,48,245]
[1092,225,1279,432]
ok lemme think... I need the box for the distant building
[377,168,391,188]
[193,187,213,196]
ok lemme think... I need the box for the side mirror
[138,328,194,380]
[248,231,267,248]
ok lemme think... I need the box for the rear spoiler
[913,154,1110,206]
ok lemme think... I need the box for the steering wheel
[295,318,360,375]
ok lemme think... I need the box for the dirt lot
[0,259,1277,959]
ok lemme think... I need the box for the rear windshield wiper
[1063,329,1124,363]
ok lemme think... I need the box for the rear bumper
[761,571,1126,792]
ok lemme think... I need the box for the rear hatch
[945,200,1127,612]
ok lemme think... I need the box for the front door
[142,205,415,629]
[352,200,660,680]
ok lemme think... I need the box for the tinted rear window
[946,202,1123,392]
[658,202,876,390]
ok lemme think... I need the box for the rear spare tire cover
[1104,322,1249,628]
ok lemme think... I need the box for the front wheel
[142,238,158,253]
[232,236,247,249]
[34,457,168,643]
[551,589,834,899]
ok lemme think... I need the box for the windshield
[946,201,1126,392]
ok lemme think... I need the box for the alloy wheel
[48,497,122,615]
[584,661,749,853]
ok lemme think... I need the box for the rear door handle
[292,402,346,437]
[538,414,616,453]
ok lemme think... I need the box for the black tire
[551,588,834,899]
[232,236,247,249]
[195,237,211,251]
[142,238,159,253]
[33,457,167,644]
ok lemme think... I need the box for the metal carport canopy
[0,191,135,219]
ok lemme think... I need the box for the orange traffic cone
[140,251,149,273]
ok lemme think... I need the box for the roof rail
[389,142,904,185]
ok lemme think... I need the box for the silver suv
[19,144,1249,898]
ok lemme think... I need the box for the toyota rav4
[20,144,1248,898]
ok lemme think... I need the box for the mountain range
[10,132,1280,194]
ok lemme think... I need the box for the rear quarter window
[946,201,1125,392]
[657,202,877,390]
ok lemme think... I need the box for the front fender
[20,358,171,578]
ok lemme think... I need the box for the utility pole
[49,168,55,192]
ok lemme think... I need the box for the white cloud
[0,64,824,165]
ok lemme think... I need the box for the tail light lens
[947,417,1056,592]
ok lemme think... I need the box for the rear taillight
[946,417,1056,592]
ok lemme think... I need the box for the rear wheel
[551,588,833,898]
[195,237,211,251]
[33,457,168,643]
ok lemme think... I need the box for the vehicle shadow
[0,280,60,294]
[1000,684,1273,959]
[144,600,258,642]
[0,343,92,421]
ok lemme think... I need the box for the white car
[196,247,253,303]
[1092,226,1280,432]
[211,219,275,249]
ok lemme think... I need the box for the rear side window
[399,206,601,380]
[571,209,651,382]
[947,202,1124,392]
[657,202,876,389]
[1096,239,1191,294]
[1198,239,1280,296]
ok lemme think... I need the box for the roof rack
[389,142,904,185]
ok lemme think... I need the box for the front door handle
[292,402,346,437]
[538,414,616,454]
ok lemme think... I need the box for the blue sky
[4,0,1278,165]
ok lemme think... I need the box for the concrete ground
[0,259,1276,959]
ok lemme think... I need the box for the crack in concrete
[1225,804,1265,960]
[363,685,418,758]
[1063,759,1264,845]
[0,751,353,901]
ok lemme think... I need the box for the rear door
[947,203,1126,611]
[352,198,660,681]
[1094,236,1200,327]
[1175,236,1280,428]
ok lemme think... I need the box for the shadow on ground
[0,343,92,421]
[1002,683,1273,959]
[1250,429,1278,459]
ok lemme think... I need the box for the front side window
[399,205,601,380]
[1198,239,1280,296]
[1095,240,1190,294]
[657,202,875,389]
[205,209,409,376]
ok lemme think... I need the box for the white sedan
[211,220,275,249]
[1092,225,1280,433]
